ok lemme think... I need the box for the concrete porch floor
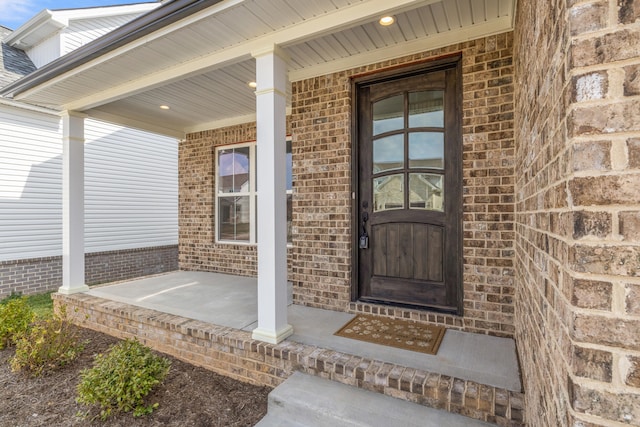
[87,271,521,393]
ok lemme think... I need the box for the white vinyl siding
[25,33,61,68]
[84,119,178,252]
[0,107,178,262]
[0,104,63,260]
[1,8,177,263]
[25,13,145,67]
[62,14,140,55]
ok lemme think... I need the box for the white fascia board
[52,3,161,22]
[289,16,515,83]
[21,0,430,111]
[14,0,246,104]
[4,10,65,49]
[86,110,185,139]
[184,113,256,134]
[6,3,161,49]
[184,107,292,133]
[0,98,61,116]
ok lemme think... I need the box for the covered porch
[53,270,523,425]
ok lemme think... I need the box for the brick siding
[179,33,516,338]
[514,1,640,426]
[85,245,178,285]
[0,245,178,298]
[0,256,62,299]
[53,292,525,426]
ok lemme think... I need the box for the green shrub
[0,291,23,304]
[0,297,35,349]
[10,306,84,376]
[77,339,171,420]
[26,292,54,319]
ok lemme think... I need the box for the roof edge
[0,0,223,99]
[3,9,58,47]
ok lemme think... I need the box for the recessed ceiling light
[379,16,395,26]
[160,105,170,110]
[248,81,257,88]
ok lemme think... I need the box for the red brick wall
[514,1,640,426]
[180,33,516,338]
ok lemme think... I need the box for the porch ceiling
[4,0,516,138]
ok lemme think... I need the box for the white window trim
[215,142,256,245]
[214,139,292,245]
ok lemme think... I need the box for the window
[215,140,292,244]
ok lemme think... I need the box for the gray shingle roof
[0,26,37,91]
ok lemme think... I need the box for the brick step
[255,372,496,427]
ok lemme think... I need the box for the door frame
[350,54,464,314]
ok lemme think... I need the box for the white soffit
[12,0,516,136]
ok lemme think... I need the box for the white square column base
[252,324,294,344]
[57,284,90,295]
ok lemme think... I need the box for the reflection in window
[409,173,444,211]
[218,196,251,241]
[373,134,404,173]
[373,95,403,135]
[409,91,444,128]
[218,146,250,193]
[409,132,444,169]
[216,140,293,243]
[373,174,404,212]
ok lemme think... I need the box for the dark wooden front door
[355,59,462,314]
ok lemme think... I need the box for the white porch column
[58,111,89,294]
[251,45,293,344]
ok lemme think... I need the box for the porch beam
[251,45,293,345]
[59,111,89,295]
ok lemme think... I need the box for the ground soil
[0,327,270,427]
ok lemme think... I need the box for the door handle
[359,211,369,249]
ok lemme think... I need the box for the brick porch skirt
[53,292,525,426]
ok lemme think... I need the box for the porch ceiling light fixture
[159,105,170,110]
[379,15,395,26]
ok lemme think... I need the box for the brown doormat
[334,314,446,355]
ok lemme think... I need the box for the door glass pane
[409,132,444,169]
[409,173,444,211]
[373,174,404,212]
[218,146,250,193]
[373,95,404,135]
[218,196,250,241]
[373,134,404,173]
[409,90,444,128]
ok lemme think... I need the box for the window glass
[409,132,444,169]
[216,140,293,243]
[409,90,444,128]
[373,95,404,135]
[409,173,444,211]
[373,174,404,212]
[373,134,404,173]
[218,146,250,193]
[218,196,251,241]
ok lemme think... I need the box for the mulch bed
[0,327,270,427]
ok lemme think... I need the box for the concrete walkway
[87,271,521,392]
